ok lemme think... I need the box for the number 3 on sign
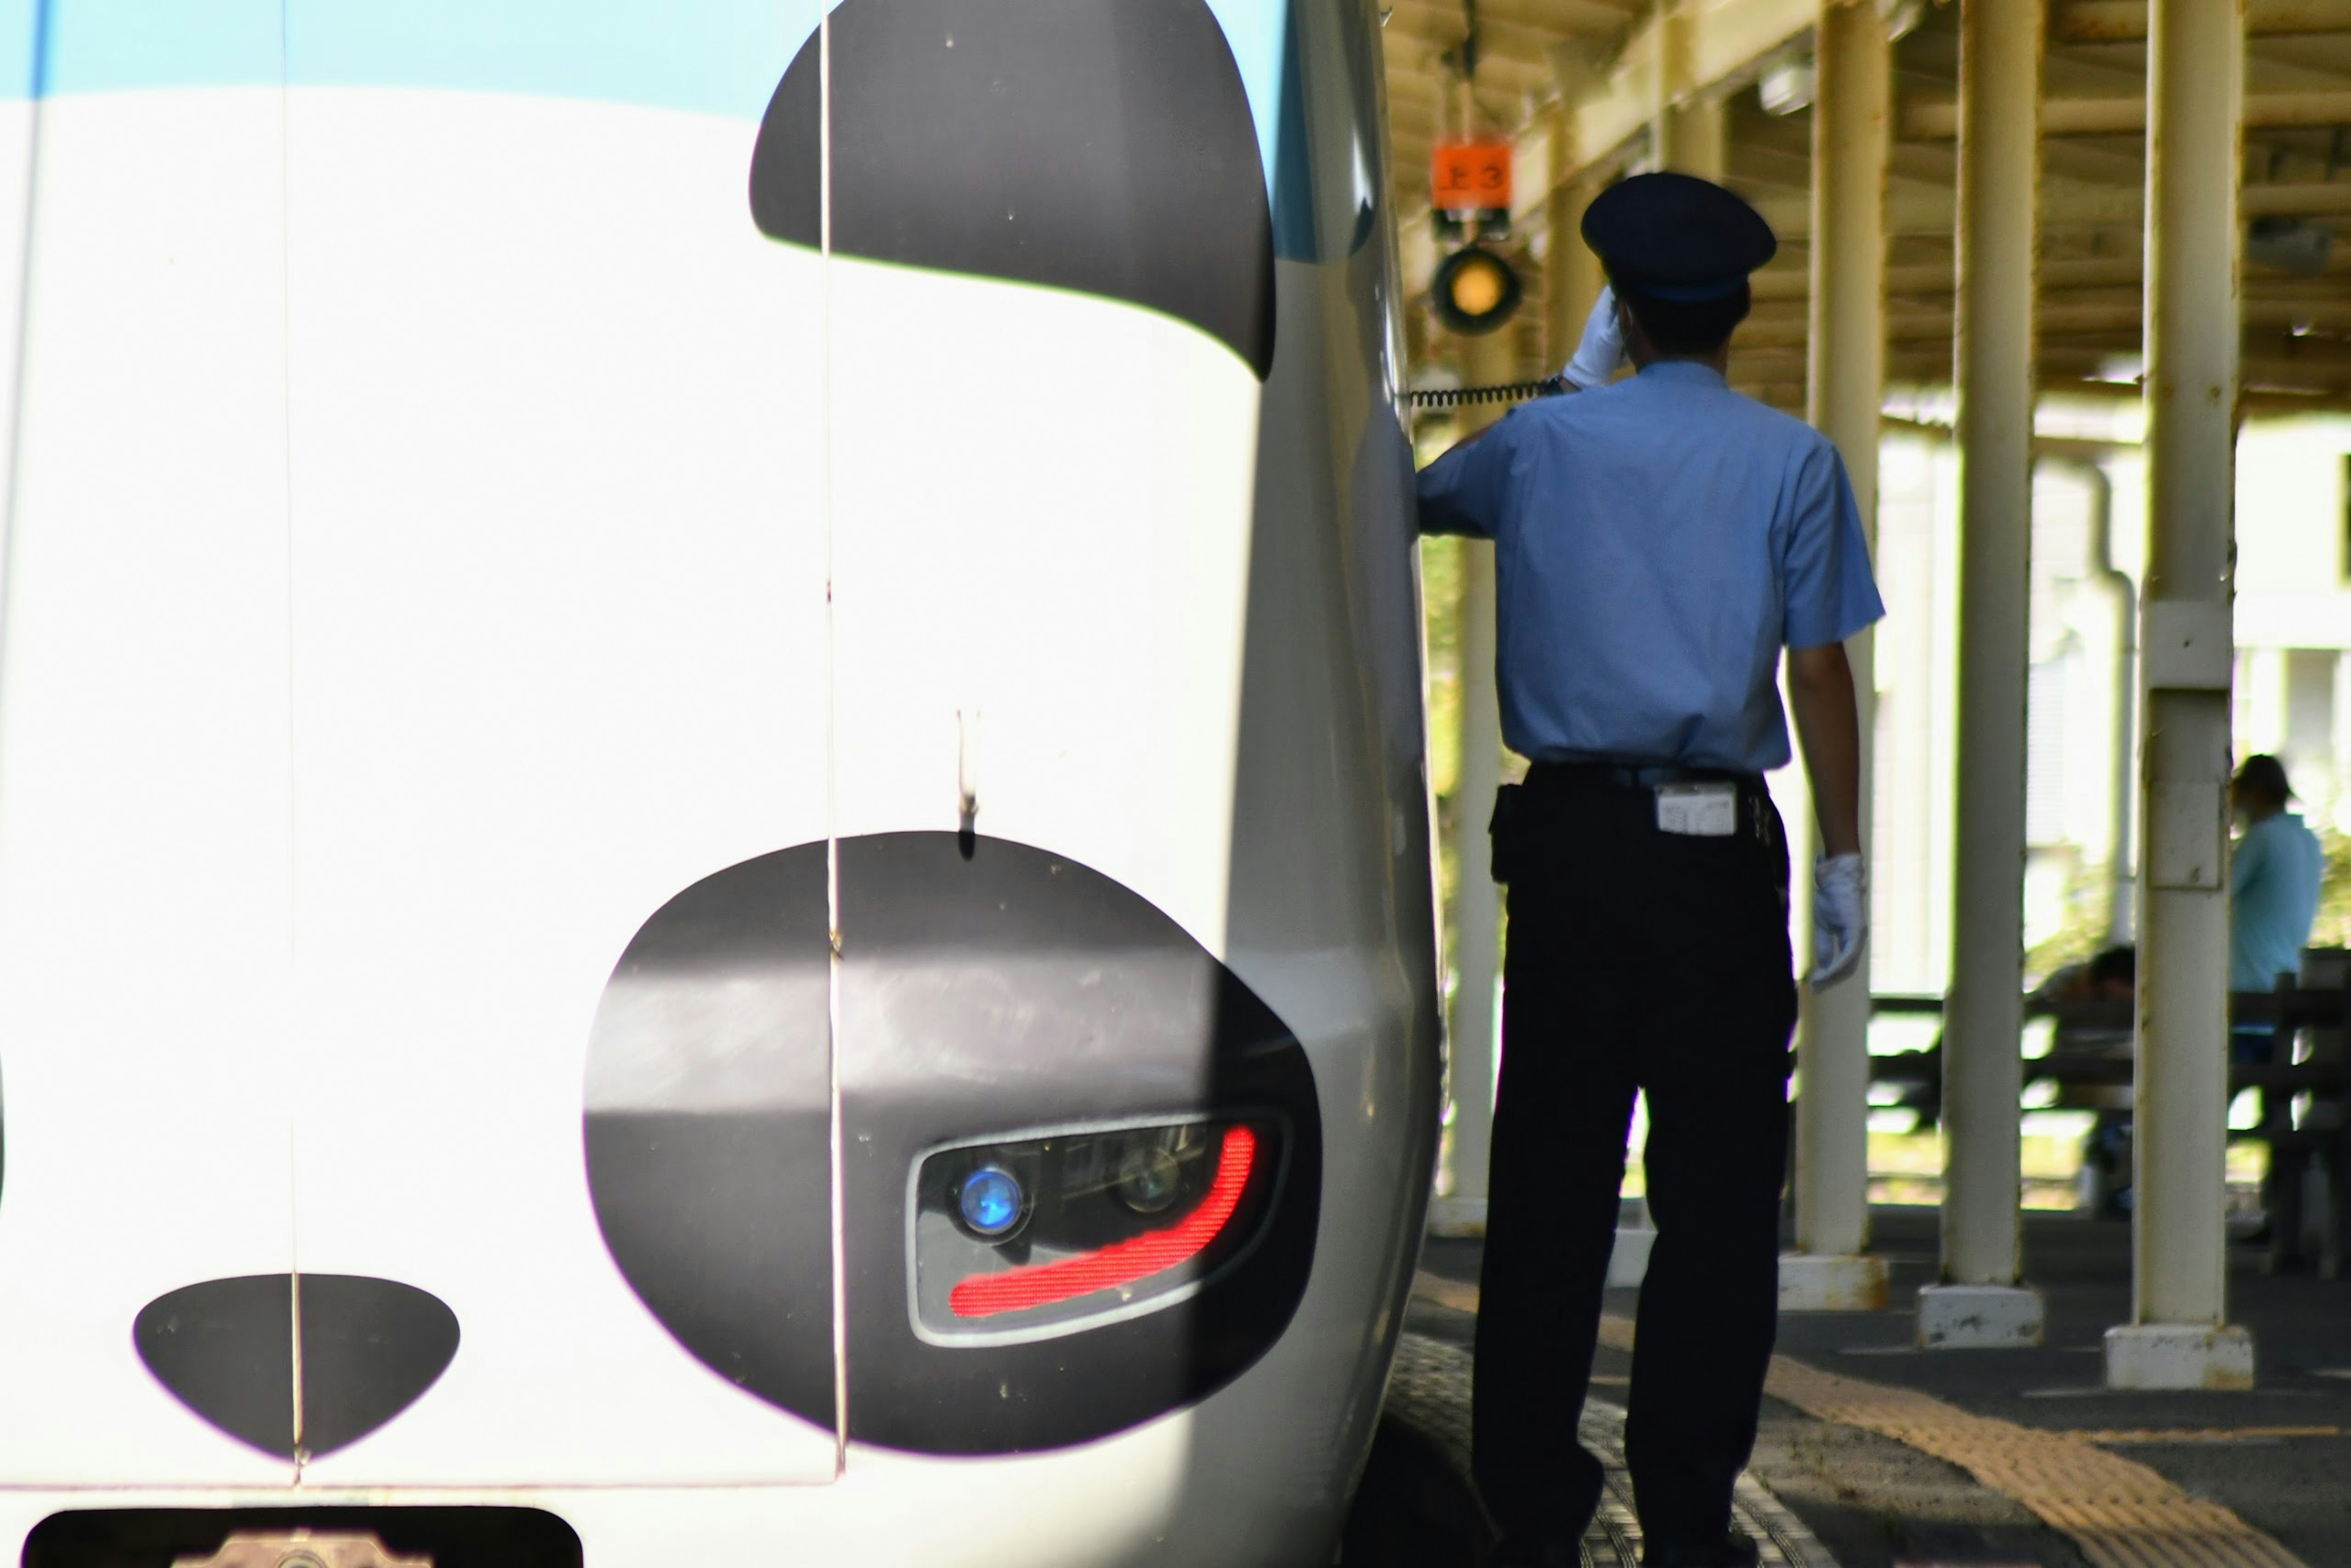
[1431,141,1512,211]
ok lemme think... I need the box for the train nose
[134,1275,460,1458]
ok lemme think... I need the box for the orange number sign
[1431,141,1512,212]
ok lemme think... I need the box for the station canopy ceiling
[1382,0,2351,411]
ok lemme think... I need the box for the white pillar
[2107,0,2253,1390]
[1646,1,1675,173]
[1647,0,1727,180]
[1544,112,1604,377]
[1923,0,2047,1349]
[1780,0,1891,1315]
[1661,96,1726,182]
[1429,326,1519,1236]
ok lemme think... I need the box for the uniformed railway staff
[1415,173,1883,1568]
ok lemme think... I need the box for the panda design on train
[0,0,1441,1562]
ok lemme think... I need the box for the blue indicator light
[958,1165,1024,1238]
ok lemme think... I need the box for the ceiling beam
[1736,347,2117,380]
[2053,0,2351,41]
[1902,89,2351,139]
[1556,0,1817,179]
[1741,299,2351,347]
[1386,0,1640,36]
[1383,2,1605,60]
[1753,179,2351,236]
[1749,258,2351,300]
[1709,377,2351,416]
[1393,0,1828,228]
[1384,40,1558,102]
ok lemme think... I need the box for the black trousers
[1472,765,1798,1555]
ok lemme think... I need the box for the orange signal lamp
[1431,245,1521,336]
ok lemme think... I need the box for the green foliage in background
[2315,828,2351,950]
[1422,535,1462,801]
[1422,533,1463,937]
[2025,861,2113,988]
[2022,827,2351,983]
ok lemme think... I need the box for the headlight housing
[913,1117,1282,1340]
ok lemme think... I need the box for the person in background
[2230,754,2322,1011]
[2227,756,2323,1147]
[2230,756,2322,1003]
[2035,944,2135,1215]
[2038,942,2136,1030]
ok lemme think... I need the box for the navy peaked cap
[1580,171,1777,301]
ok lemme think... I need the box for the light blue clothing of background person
[1415,360,1884,773]
[2230,809,2323,991]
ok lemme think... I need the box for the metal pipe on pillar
[2106,0,2254,1391]
[1780,0,1891,1315]
[2086,464,2139,947]
[1924,0,2046,1349]
[2044,456,2137,946]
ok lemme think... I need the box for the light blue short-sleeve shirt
[1415,361,1884,773]
[2230,810,2323,991]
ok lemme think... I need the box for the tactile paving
[1591,1304,2304,1568]
[1755,1351,2307,1568]
[1409,1274,2311,1568]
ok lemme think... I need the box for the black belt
[1526,758,1762,792]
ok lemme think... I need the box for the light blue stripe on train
[0,0,1292,190]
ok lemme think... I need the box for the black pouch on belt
[1488,782,1523,885]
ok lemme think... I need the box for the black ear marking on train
[133,1277,296,1458]
[294,1275,464,1457]
[748,0,1276,380]
[133,1275,459,1458]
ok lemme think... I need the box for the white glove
[1559,284,1627,390]
[1810,853,1867,988]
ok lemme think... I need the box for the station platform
[1349,1208,2351,1568]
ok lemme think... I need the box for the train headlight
[1116,1141,1182,1214]
[956,1165,1027,1239]
[1431,244,1522,336]
[912,1118,1280,1338]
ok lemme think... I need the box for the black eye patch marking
[581,832,1321,1455]
[749,0,1275,380]
[831,831,1321,1455]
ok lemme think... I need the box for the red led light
[948,1126,1258,1319]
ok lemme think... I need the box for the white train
[0,0,1441,1562]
